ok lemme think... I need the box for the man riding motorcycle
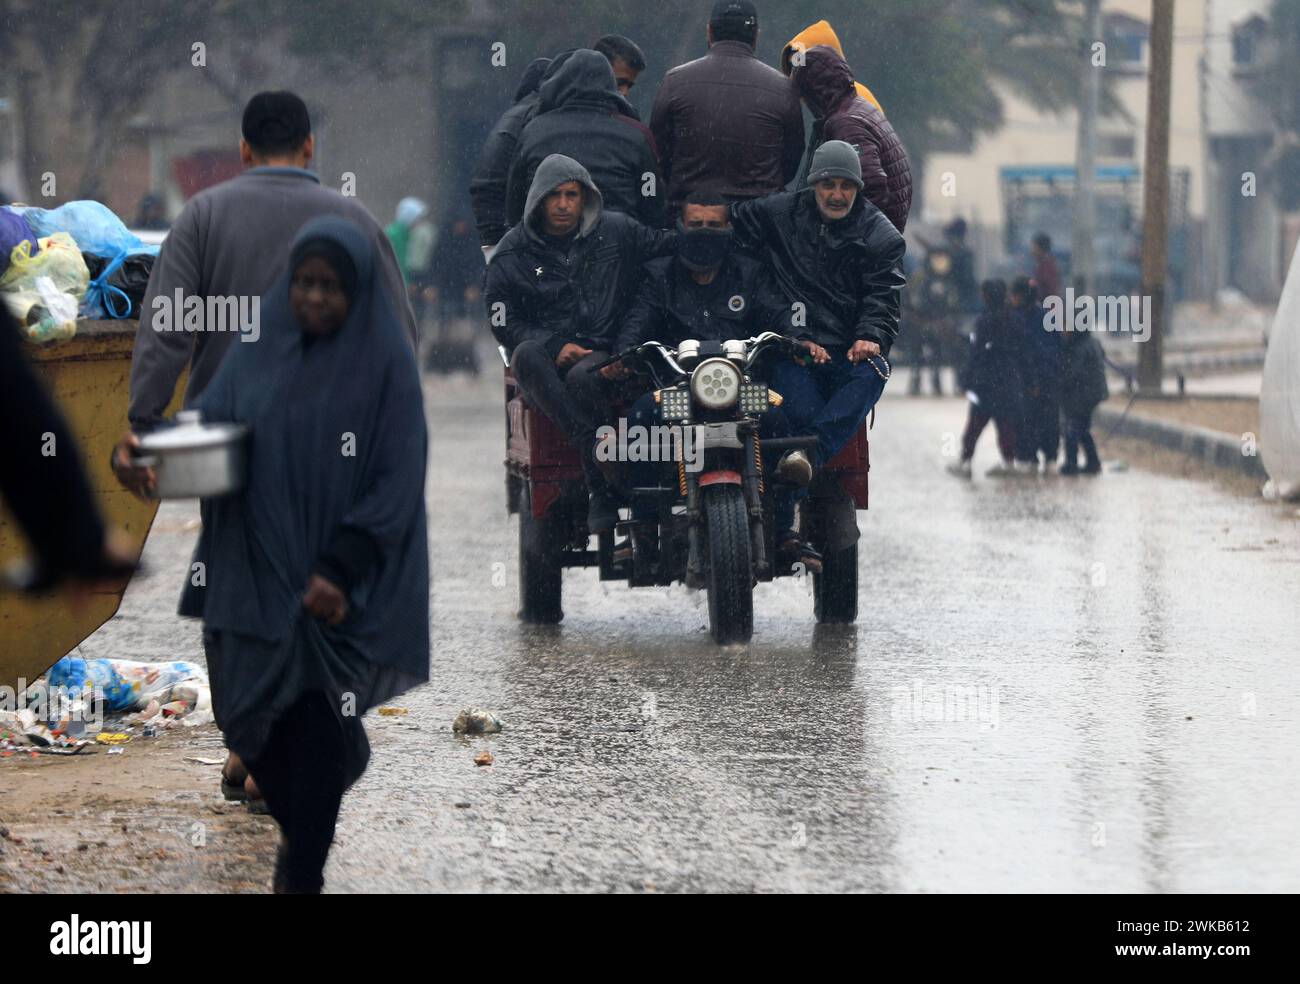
[728,140,906,541]
[483,153,674,534]
[607,191,781,358]
[599,190,788,559]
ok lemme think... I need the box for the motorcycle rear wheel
[813,541,858,623]
[518,484,564,623]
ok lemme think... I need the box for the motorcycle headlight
[658,386,692,423]
[691,357,741,410]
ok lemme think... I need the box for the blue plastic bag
[46,656,134,712]
[82,250,155,320]
[46,656,207,713]
[9,201,159,259]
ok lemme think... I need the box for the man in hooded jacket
[792,45,912,233]
[781,19,884,112]
[506,50,662,229]
[470,57,552,253]
[486,154,674,531]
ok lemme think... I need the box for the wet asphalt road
[86,368,1300,892]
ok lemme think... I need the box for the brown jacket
[650,40,804,210]
[794,46,912,233]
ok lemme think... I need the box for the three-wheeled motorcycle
[502,332,870,644]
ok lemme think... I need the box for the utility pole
[1073,0,1103,295]
[1138,0,1175,393]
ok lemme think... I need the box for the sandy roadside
[1101,394,1260,439]
[0,723,279,893]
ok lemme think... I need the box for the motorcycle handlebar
[591,349,637,372]
[592,334,802,375]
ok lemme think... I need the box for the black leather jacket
[650,40,804,210]
[505,51,663,229]
[485,211,675,357]
[729,190,907,355]
[615,251,781,352]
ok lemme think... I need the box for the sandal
[244,774,269,814]
[221,765,248,802]
[222,756,270,813]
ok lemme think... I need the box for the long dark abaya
[182,216,430,891]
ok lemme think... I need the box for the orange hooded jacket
[781,20,883,114]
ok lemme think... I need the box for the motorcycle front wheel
[703,484,753,644]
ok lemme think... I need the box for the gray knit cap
[806,139,863,189]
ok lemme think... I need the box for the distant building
[93,10,504,233]
[920,0,1207,298]
[1200,0,1288,302]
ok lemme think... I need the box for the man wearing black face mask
[603,191,784,553]
[606,191,780,362]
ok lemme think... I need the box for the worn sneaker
[777,450,813,486]
[586,492,620,533]
[945,459,972,478]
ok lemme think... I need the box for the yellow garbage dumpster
[0,320,185,690]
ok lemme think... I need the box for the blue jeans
[768,351,889,532]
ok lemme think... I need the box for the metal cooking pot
[133,410,249,499]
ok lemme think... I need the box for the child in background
[1059,327,1109,475]
[1010,277,1062,473]
[948,279,1024,478]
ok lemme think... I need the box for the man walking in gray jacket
[113,90,414,480]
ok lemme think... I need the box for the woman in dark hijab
[187,216,429,893]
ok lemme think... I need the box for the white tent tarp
[1261,243,1300,500]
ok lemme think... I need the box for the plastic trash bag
[34,275,78,323]
[46,656,209,716]
[8,200,159,259]
[83,250,156,319]
[2,232,89,295]
[0,233,89,341]
[0,209,40,277]
[1260,244,1300,500]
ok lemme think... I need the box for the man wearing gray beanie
[728,139,905,567]
[806,139,865,191]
